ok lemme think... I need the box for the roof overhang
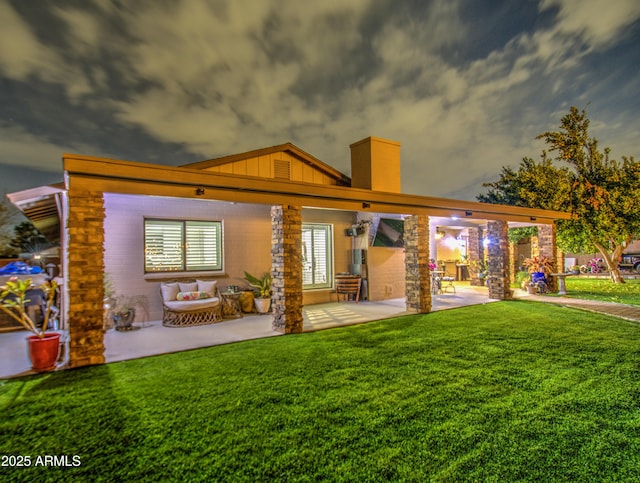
[63,154,572,225]
[6,184,65,244]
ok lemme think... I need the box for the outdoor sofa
[160,279,222,327]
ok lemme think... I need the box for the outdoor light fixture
[195,187,205,196]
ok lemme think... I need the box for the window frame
[144,218,224,274]
[301,223,334,290]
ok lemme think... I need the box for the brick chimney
[350,136,401,193]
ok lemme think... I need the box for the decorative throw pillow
[160,282,179,301]
[197,279,217,297]
[178,282,198,292]
[176,291,210,301]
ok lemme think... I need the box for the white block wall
[104,193,272,321]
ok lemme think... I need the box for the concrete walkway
[514,292,640,323]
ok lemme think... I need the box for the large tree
[479,107,640,283]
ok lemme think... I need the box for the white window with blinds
[302,223,333,289]
[144,219,223,273]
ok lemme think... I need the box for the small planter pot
[254,298,271,314]
[113,309,136,331]
[239,291,255,313]
[28,332,61,372]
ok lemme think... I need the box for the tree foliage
[10,221,50,254]
[479,107,640,283]
[508,226,538,245]
[0,200,24,257]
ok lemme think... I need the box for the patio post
[271,204,303,334]
[486,220,513,300]
[509,241,517,283]
[66,188,106,368]
[537,223,558,292]
[468,226,485,286]
[404,215,431,313]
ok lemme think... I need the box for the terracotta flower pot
[27,332,61,372]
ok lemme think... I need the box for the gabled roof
[181,142,351,186]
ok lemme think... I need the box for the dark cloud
[0,0,638,200]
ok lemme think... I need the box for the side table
[221,291,243,318]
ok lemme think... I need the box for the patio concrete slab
[1,285,494,379]
[104,315,280,363]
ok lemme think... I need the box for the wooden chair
[335,275,362,303]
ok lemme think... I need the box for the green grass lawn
[2,301,640,481]
[564,277,640,305]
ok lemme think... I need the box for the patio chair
[335,275,362,303]
[440,276,456,294]
[160,280,222,327]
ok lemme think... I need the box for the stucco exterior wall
[367,247,406,301]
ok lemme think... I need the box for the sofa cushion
[178,281,198,292]
[176,291,210,301]
[163,297,220,312]
[196,279,217,297]
[160,282,179,302]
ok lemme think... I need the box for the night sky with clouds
[1,0,638,200]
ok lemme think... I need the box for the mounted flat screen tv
[372,218,405,247]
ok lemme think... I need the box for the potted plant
[110,294,149,331]
[109,296,137,331]
[523,255,554,283]
[244,271,272,313]
[470,259,489,280]
[103,274,149,331]
[0,277,60,372]
[103,273,115,330]
[515,270,530,290]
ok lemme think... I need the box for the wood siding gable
[181,143,351,187]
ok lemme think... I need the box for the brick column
[509,242,517,283]
[487,220,512,300]
[271,205,303,334]
[530,235,540,258]
[537,224,558,292]
[67,189,106,368]
[404,215,431,313]
[468,226,485,286]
